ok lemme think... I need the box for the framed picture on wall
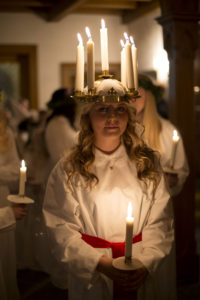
[61,63,121,89]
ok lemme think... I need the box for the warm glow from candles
[124,32,129,41]
[77,33,83,45]
[172,130,179,142]
[120,39,125,48]
[127,202,134,221]
[101,18,105,29]
[85,27,92,39]
[21,160,26,171]
[130,36,135,45]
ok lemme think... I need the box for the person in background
[45,88,77,175]
[43,79,176,300]
[0,106,27,300]
[131,74,189,197]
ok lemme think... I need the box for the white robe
[45,116,77,171]
[43,144,176,300]
[0,127,20,300]
[159,117,189,196]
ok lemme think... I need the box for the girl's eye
[97,107,108,113]
[117,106,126,113]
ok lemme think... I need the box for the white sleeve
[45,117,77,165]
[134,176,175,274]
[0,206,16,230]
[43,161,102,286]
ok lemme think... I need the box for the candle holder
[112,256,143,271]
[73,74,140,103]
[7,194,34,204]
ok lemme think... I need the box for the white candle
[19,160,27,196]
[85,26,95,89]
[130,36,138,90]
[170,130,180,168]
[124,32,134,89]
[75,33,84,92]
[100,19,109,72]
[125,202,134,264]
[120,39,126,88]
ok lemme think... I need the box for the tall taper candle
[120,39,126,88]
[130,36,138,90]
[100,19,109,72]
[19,160,27,196]
[170,130,180,169]
[75,33,84,92]
[125,202,134,264]
[124,32,134,89]
[85,27,95,89]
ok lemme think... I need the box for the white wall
[0,12,128,108]
[128,8,163,73]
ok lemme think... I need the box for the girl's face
[89,102,128,141]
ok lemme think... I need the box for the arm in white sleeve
[134,176,175,274]
[43,160,102,286]
[0,206,16,230]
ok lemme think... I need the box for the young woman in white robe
[0,108,27,300]
[130,75,189,197]
[43,82,176,300]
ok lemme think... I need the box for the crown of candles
[74,19,139,103]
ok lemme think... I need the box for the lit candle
[85,26,95,90]
[100,19,109,73]
[120,39,126,88]
[124,32,134,89]
[75,33,84,92]
[170,130,180,168]
[130,36,138,90]
[125,202,134,264]
[19,160,27,196]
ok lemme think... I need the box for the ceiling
[0,0,159,23]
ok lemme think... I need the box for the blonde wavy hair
[142,89,162,152]
[0,108,11,153]
[64,103,161,192]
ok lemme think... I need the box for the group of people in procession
[0,72,189,299]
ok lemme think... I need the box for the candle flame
[120,39,125,48]
[85,26,92,39]
[130,36,135,46]
[101,19,105,29]
[77,33,83,45]
[172,130,179,142]
[127,202,132,218]
[123,32,129,41]
[21,160,26,168]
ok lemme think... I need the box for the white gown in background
[43,144,176,300]
[0,127,20,300]
[45,116,77,172]
[159,117,189,196]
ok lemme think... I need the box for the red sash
[81,232,142,258]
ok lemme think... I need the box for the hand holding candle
[19,160,27,196]
[100,19,109,73]
[75,33,84,92]
[85,26,95,90]
[125,202,134,264]
[170,130,180,169]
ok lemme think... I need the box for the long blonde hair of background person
[142,89,162,152]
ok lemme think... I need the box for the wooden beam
[82,2,137,10]
[122,0,159,23]
[46,0,87,22]
[0,0,52,8]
